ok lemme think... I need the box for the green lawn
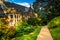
[15,27,41,40]
[50,27,60,40]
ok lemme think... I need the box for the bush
[15,27,41,40]
[0,18,15,40]
[27,18,41,26]
[15,19,23,31]
[15,25,37,37]
[47,16,60,29]
[50,27,60,40]
[15,19,29,31]
[15,19,37,37]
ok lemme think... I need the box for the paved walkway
[37,26,53,40]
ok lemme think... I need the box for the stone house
[0,0,38,27]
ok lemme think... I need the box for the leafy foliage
[33,0,60,25]
[50,27,60,40]
[48,16,60,29]
[15,27,41,40]
[27,18,41,26]
[0,18,15,40]
[15,19,37,37]
[15,25,37,37]
[44,0,60,19]
[15,19,23,31]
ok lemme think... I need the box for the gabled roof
[3,1,28,12]
[0,1,30,18]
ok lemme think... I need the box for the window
[15,15,16,18]
[10,15,13,18]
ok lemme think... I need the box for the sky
[8,0,35,7]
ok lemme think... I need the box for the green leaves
[27,18,41,26]
[48,16,60,29]
[0,18,15,40]
[15,25,37,37]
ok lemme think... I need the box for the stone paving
[37,26,53,40]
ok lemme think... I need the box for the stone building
[0,0,38,27]
[22,5,38,20]
[0,0,22,27]
[5,8,22,26]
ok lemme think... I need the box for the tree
[33,0,50,25]
[45,0,60,17]
[33,0,60,25]
[0,18,15,40]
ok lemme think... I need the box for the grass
[15,27,41,40]
[50,27,60,40]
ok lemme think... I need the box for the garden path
[37,26,53,40]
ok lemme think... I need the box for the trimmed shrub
[27,18,41,26]
[47,16,60,29]
[15,25,37,37]
[15,20,37,37]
